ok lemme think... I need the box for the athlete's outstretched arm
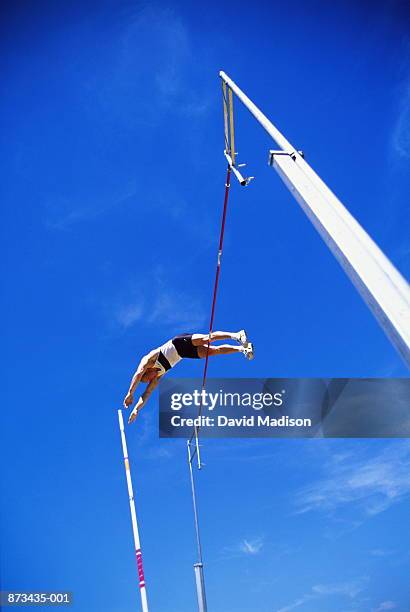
[123,350,158,408]
[128,376,161,424]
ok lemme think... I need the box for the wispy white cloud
[147,445,174,460]
[294,441,410,520]
[276,594,313,612]
[240,537,264,555]
[44,182,137,230]
[275,578,368,612]
[115,302,144,328]
[220,536,264,560]
[45,7,212,231]
[390,35,410,163]
[312,580,365,598]
[124,401,156,444]
[93,6,212,126]
[370,548,395,558]
[372,602,397,612]
[147,289,205,330]
[111,266,206,332]
[391,78,410,160]
[113,288,205,332]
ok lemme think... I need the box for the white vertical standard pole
[187,441,207,612]
[118,410,149,612]
[219,71,410,368]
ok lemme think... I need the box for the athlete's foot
[243,343,254,360]
[238,329,249,347]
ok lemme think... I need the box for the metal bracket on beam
[224,151,254,186]
[268,149,305,165]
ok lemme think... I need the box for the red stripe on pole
[136,549,146,586]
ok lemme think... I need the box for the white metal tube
[219,71,410,367]
[118,410,149,612]
[194,563,207,612]
[187,441,208,612]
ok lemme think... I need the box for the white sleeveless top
[154,339,182,375]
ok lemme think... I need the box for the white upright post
[187,441,208,612]
[219,71,410,368]
[118,410,149,612]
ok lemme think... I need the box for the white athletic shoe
[238,329,249,347]
[243,343,254,360]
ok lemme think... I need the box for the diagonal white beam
[219,71,410,367]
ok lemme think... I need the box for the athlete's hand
[123,393,134,408]
[128,406,139,424]
[128,397,144,424]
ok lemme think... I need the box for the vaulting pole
[118,410,149,612]
[185,164,234,612]
[219,70,410,368]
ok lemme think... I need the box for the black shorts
[172,334,200,359]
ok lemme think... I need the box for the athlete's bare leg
[197,344,244,358]
[191,331,241,346]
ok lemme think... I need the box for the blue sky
[1,0,410,611]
